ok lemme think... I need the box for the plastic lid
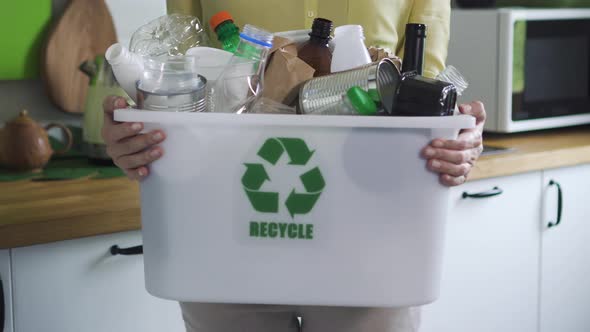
[210,11,234,30]
[347,86,377,115]
[310,18,333,39]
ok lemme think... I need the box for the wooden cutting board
[42,0,118,113]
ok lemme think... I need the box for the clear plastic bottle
[129,14,209,58]
[298,18,333,77]
[209,11,241,53]
[212,24,274,113]
[330,25,372,73]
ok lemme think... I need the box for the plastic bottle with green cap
[212,24,274,113]
[209,11,241,53]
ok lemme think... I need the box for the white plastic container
[114,109,475,308]
[105,43,144,102]
[330,25,372,73]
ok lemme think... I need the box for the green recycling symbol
[241,138,326,218]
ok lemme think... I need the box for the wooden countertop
[470,125,590,180]
[1,126,590,249]
[0,178,140,249]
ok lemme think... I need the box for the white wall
[105,0,167,49]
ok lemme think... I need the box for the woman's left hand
[421,101,486,187]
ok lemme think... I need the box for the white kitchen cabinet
[541,164,590,332]
[420,172,542,332]
[11,231,185,332]
[1,250,13,332]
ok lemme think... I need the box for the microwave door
[512,18,590,121]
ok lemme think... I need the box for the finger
[422,145,478,164]
[108,130,165,157]
[428,131,482,151]
[459,101,486,126]
[125,166,150,181]
[440,174,467,187]
[103,96,128,126]
[103,122,145,145]
[114,146,164,170]
[427,159,472,178]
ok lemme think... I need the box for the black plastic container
[394,73,457,116]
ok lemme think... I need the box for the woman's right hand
[102,96,166,180]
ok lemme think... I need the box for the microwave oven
[447,8,590,133]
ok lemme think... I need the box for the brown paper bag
[263,36,315,105]
[368,47,402,71]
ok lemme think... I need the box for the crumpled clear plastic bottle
[436,65,469,96]
[211,24,274,113]
[129,14,210,58]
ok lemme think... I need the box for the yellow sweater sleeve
[406,0,451,78]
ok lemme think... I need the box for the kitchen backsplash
[0,80,79,126]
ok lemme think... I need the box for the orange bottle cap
[210,11,234,30]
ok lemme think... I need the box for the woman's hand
[421,101,486,187]
[102,96,166,180]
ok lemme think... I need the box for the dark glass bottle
[298,18,333,77]
[401,23,427,75]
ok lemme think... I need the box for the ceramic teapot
[0,110,73,172]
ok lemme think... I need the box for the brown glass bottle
[298,18,333,77]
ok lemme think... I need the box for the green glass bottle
[209,11,240,53]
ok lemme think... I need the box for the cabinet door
[12,231,185,332]
[1,250,13,332]
[420,172,542,332]
[541,164,590,332]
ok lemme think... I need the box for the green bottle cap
[346,86,378,115]
[367,88,381,103]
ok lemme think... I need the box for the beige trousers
[180,303,421,332]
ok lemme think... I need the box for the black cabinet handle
[1,275,5,332]
[548,180,563,228]
[110,245,143,256]
[462,186,503,199]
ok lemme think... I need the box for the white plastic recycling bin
[114,109,475,307]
